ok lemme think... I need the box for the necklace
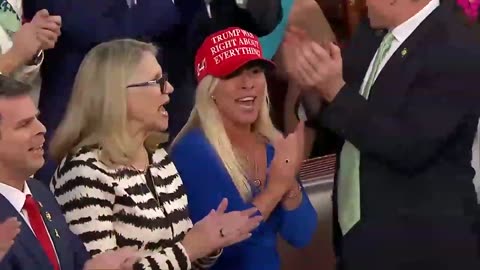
[235,135,266,189]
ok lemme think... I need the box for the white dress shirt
[360,0,440,87]
[0,181,60,261]
[472,122,480,202]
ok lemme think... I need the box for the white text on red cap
[209,28,262,65]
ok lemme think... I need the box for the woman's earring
[210,95,216,101]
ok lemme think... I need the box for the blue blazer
[0,179,90,270]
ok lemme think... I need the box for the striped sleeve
[51,157,192,270]
[192,249,222,269]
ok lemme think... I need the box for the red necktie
[23,195,60,270]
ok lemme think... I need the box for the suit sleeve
[0,251,14,270]
[320,47,480,173]
[51,162,193,270]
[24,0,180,50]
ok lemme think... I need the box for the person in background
[285,0,480,269]
[276,0,337,159]
[0,217,20,263]
[0,4,61,104]
[170,27,318,270]
[258,0,295,60]
[22,0,180,186]
[0,74,152,270]
[50,39,262,270]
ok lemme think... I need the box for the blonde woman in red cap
[170,27,318,270]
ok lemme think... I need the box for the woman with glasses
[49,39,262,270]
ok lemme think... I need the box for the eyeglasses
[126,73,169,93]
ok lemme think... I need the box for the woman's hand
[0,217,21,262]
[267,121,305,195]
[181,198,262,261]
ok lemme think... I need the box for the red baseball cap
[194,27,275,82]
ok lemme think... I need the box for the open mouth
[28,144,44,154]
[157,98,169,117]
[157,106,168,117]
[235,96,257,109]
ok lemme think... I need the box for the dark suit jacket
[0,179,89,270]
[308,4,480,270]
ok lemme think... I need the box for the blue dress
[170,128,318,270]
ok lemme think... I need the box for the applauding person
[284,0,480,269]
[49,39,261,269]
[0,8,60,79]
[0,74,158,270]
[170,27,317,270]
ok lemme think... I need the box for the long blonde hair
[172,75,279,200]
[50,39,158,165]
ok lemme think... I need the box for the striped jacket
[51,145,220,269]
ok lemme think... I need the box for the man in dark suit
[0,75,140,269]
[285,0,480,269]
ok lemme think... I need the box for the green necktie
[338,32,395,235]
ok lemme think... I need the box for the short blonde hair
[173,75,280,200]
[50,39,158,165]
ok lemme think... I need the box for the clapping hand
[267,121,305,195]
[31,9,61,50]
[83,247,140,270]
[284,27,345,102]
[0,217,21,262]
[181,198,262,261]
[11,23,42,64]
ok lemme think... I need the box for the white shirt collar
[0,181,32,213]
[391,0,440,43]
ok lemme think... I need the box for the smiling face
[126,51,174,133]
[0,95,46,176]
[214,62,267,129]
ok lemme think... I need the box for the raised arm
[51,163,193,270]
[24,0,180,50]
[320,51,480,173]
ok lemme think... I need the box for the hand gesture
[83,247,140,270]
[10,23,42,64]
[0,217,21,262]
[284,31,345,102]
[275,26,310,80]
[268,121,305,194]
[182,198,262,261]
[31,9,61,50]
